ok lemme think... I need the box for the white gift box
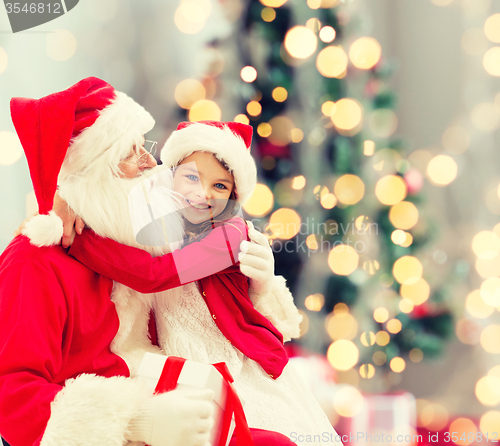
[137,352,236,446]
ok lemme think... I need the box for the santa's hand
[127,388,214,446]
[53,191,85,248]
[239,220,275,296]
[13,212,38,237]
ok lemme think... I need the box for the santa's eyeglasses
[121,140,157,168]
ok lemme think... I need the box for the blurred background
[1,0,500,444]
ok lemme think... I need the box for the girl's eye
[214,183,227,190]
[186,174,199,181]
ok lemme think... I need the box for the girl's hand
[53,191,85,248]
[239,220,275,296]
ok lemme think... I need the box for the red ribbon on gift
[155,356,254,446]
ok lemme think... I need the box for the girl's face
[174,151,234,225]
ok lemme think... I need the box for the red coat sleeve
[68,218,248,294]
[0,261,66,446]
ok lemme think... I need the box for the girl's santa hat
[161,121,257,205]
[11,76,154,246]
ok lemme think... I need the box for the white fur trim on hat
[59,91,155,181]
[41,373,153,446]
[160,123,257,205]
[22,211,63,247]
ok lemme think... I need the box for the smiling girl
[67,121,342,446]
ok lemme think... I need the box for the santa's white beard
[58,165,184,256]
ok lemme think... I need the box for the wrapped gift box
[137,352,236,446]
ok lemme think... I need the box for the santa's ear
[22,211,63,247]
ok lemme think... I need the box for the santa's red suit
[0,236,153,446]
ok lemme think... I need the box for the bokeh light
[389,201,419,230]
[267,208,301,239]
[399,298,415,313]
[420,403,449,431]
[485,14,500,43]
[327,340,359,371]
[261,7,276,22]
[305,18,321,33]
[305,293,325,312]
[306,234,319,250]
[472,231,500,259]
[375,331,390,346]
[480,325,500,353]
[272,87,288,102]
[369,109,398,138]
[409,348,424,363]
[349,37,382,69]
[400,279,430,306]
[375,175,407,205]
[359,364,375,379]
[334,174,365,205]
[448,418,477,446]
[476,375,500,406]
[373,307,389,323]
[480,278,500,306]
[189,100,221,121]
[284,26,318,59]
[321,193,337,209]
[426,154,458,186]
[0,47,7,75]
[322,101,336,116]
[234,114,249,125]
[442,126,470,154]
[326,312,358,340]
[393,256,423,285]
[241,66,258,83]
[243,183,274,217]
[461,28,489,56]
[316,46,348,78]
[174,0,211,34]
[291,128,304,143]
[0,131,23,166]
[174,79,206,109]
[268,116,295,146]
[360,331,376,346]
[333,385,363,417]
[480,411,500,438]
[319,26,336,43]
[466,290,494,319]
[484,47,500,77]
[291,175,306,190]
[456,318,480,345]
[392,230,407,245]
[364,140,375,156]
[390,357,406,373]
[257,122,272,138]
[246,101,262,117]
[47,29,77,61]
[331,98,363,133]
[259,0,288,6]
[373,351,387,365]
[328,244,359,275]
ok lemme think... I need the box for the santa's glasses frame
[122,140,157,168]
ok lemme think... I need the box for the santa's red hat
[161,121,257,204]
[11,76,154,215]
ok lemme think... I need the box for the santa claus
[0,77,283,446]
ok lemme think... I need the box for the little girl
[68,121,343,446]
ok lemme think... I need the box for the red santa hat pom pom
[160,120,257,205]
